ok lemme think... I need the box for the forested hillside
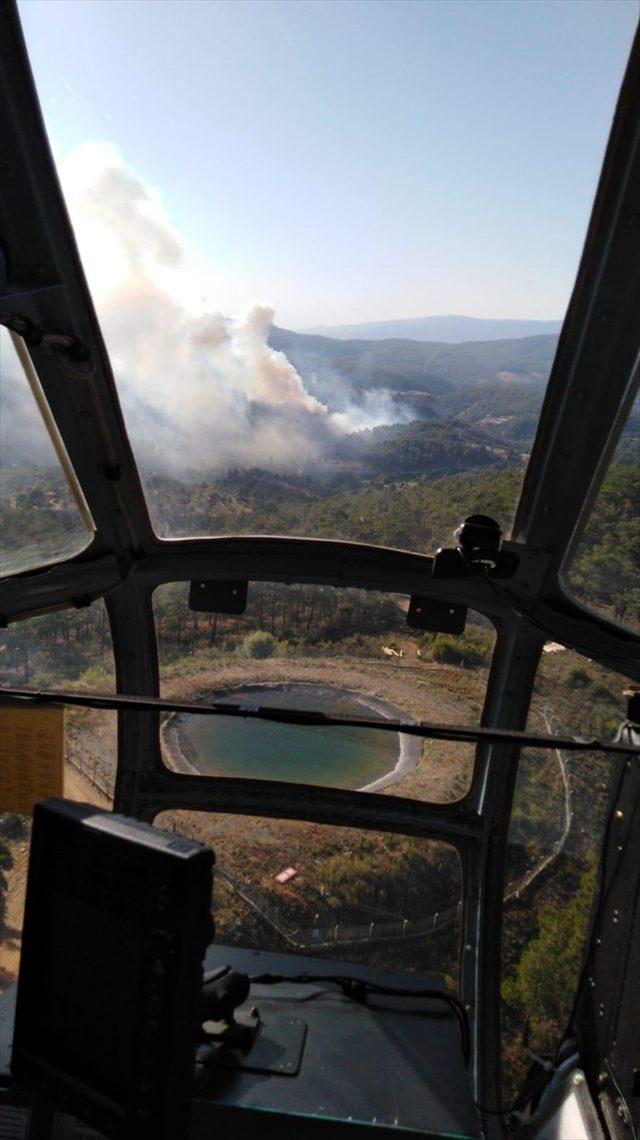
[269,327,557,397]
[330,419,518,474]
[143,463,524,549]
[2,459,637,629]
[568,463,640,622]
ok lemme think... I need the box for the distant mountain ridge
[300,314,562,343]
[269,326,558,396]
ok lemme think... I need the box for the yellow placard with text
[0,705,65,813]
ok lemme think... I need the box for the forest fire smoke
[58,142,357,473]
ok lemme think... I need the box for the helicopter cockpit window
[156,811,463,985]
[0,600,117,988]
[14,1,637,553]
[562,394,639,631]
[154,582,495,802]
[500,649,632,1099]
[0,328,94,577]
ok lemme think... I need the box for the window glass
[154,582,496,802]
[0,328,93,577]
[149,466,526,552]
[0,600,117,797]
[563,396,639,631]
[500,648,631,1099]
[17,1,637,547]
[1,600,114,692]
[0,602,117,991]
[156,811,461,985]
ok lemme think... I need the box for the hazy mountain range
[300,314,562,343]
[268,327,558,399]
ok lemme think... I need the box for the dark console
[10,799,214,1139]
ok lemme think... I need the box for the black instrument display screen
[12,799,214,1139]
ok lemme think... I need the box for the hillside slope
[269,327,558,397]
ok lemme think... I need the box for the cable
[1,686,636,757]
[249,972,470,1065]
[473,1066,555,1123]
[249,970,553,1120]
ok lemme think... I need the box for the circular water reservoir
[175,683,409,790]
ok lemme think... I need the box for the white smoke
[59,141,402,475]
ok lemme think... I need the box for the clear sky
[17,0,639,328]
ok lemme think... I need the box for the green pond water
[180,684,400,789]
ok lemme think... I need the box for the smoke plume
[57,141,394,475]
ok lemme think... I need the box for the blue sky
[17,0,639,328]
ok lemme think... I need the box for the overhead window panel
[0,329,94,577]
